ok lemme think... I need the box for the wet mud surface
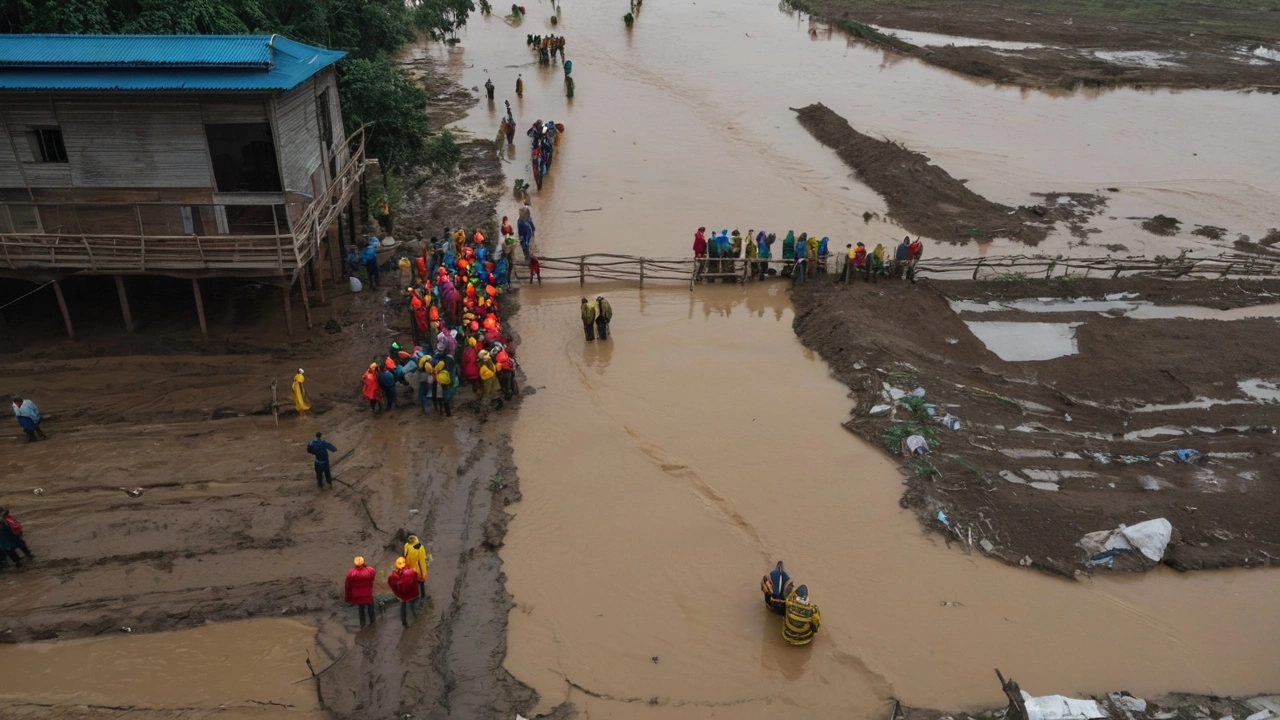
[0,99,541,719]
[791,275,1280,576]
[787,0,1280,90]
[795,104,1104,245]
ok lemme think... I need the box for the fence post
[639,258,645,287]
[579,257,585,286]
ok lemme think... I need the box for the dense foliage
[1,0,474,171]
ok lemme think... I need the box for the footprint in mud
[622,425,771,558]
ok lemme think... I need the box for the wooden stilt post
[579,257,585,286]
[114,274,135,332]
[639,257,645,287]
[314,257,326,304]
[281,278,294,339]
[191,278,208,346]
[298,270,314,330]
[51,279,74,340]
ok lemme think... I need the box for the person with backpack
[595,295,613,341]
[344,556,377,627]
[306,432,338,489]
[11,396,47,442]
[0,508,31,568]
[388,557,421,627]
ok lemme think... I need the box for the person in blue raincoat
[362,237,380,287]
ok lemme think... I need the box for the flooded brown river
[426,0,1280,717]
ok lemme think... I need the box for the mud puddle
[435,0,1280,261]
[954,297,1280,320]
[0,618,321,717]
[500,284,1280,718]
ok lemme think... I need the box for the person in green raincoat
[781,231,796,277]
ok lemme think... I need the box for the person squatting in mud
[0,507,33,570]
[11,396,47,442]
[356,224,522,416]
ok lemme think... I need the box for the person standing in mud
[485,77,495,101]
[389,557,421,627]
[11,396,47,442]
[907,237,924,283]
[378,363,398,410]
[595,295,613,340]
[793,234,808,285]
[581,297,598,341]
[307,432,338,489]
[515,73,523,97]
[345,557,377,627]
[894,236,911,278]
[404,535,430,602]
[361,363,382,412]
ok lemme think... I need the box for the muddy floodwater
[430,0,1280,261]
[419,0,1280,716]
[503,285,1279,717]
[0,618,321,717]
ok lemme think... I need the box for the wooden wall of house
[274,77,323,197]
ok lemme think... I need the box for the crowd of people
[692,227,925,285]
[527,33,566,64]
[352,218,528,422]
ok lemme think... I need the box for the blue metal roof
[0,35,346,91]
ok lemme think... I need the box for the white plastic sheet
[1022,691,1107,720]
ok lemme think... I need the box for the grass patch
[883,421,939,454]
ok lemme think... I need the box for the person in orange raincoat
[361,363,382,412]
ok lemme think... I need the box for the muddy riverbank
[791,274,1280,576]
[785,0,1280,90]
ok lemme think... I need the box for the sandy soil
[791,275,1280,576]
[786,0,1280,90]
[0,93,550,719]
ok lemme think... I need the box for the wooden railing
[524,250,1280,288]
[0,128,372,276]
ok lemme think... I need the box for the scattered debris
[1080,517,1174,565]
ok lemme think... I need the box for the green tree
[2,0,113,33]
[337,57,431,172]
[411,0,476,40]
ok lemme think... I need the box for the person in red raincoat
[411,295,429,342]
[345,557,377,627]
[693,227,708,258]
[461,340,481,392]
[388,557,420,627]
[361,363,383,412]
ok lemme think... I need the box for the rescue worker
[361,363,382,412]
[745,229,759,278]
[404,534,430,602]
[516,73,524,97]
[581,297,598,341]
[11,396,46,442]
[344,556,377,627]
[693,227,707,258]
[291,368,311,414]
[907,237,924,283]
[307,432,338,489]
[781,231,796,277]
[485,77,495,100]
[783,584,821,646]
[793,234,808,286]
[595,295,613,340]
[760,561,794,616]
[496,349,517,401]
[479,350,501,409]
[388,557,421,627]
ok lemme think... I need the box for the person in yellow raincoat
[403,534,431,602]
[479,351,502,408]
[783,585,821,646]
[291,368,311,414]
